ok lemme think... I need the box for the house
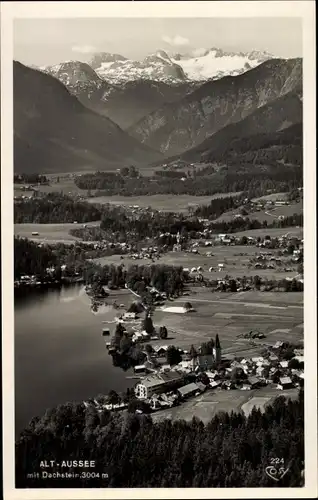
[223,380,236,390]
[123,312,137,320]
[178,360,192,372]
[134,371,184,399]
[280,360,289,369]
[273,341,284,349]
[193,354,215,371]
[217,234,228,241]
[160,364,171,372]
[134,365,146,374]
[196,382,207,393]
[294,355,304,364]
[241,383,252,391]
[210,380,222,389]
[277,376,293,390]
[248,376,261,388]
[269,354,279,363]
[177,383,201,399]
[252,357,264,364]
[154,345,168,357]
[294,349,304,357]
[205,370,218,380]
[141,331,151,341]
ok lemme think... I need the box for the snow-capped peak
[169,47,274,81]
[39,46,276,86]
[41,60,103,87]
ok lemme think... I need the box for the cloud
[71,45,97,54]
[162,35,190,47]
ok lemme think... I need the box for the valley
[12,25,307,490]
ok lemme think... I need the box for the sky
[13,17,302,67]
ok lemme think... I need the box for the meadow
[151,290,303,357]
[215,201,303,223]
[86,192,242,213]
[14,222,99,244]
[95,239,302,280]
[152,386,299,424]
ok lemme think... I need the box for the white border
[1,2,317,499]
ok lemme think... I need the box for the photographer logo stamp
[265,458,290,482]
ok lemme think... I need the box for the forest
[194,193,245,219]
[14,237,58,279]
[14,173,49,184]
[14,236,188,301]
[14,193,102,224]
[72,209,303,244]
[73,163,302,198]
[15,389,304,488]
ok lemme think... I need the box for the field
[14,222,99,244]
[149,290,303,357]
[94,238,302,280]
[152,386,299,424]
[15,178,86,197]
[17,177,242,214]
[216,201,303,223]
[251,192,289,202]
[86,192,242,213]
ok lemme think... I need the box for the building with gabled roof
[134,371,184,400]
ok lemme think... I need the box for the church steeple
[214,334,222,363]
[215,334,221,349]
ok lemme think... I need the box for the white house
[134,371,184,399]
[280,360,289,369]
[123,312,137,320]
[277,376,293,390]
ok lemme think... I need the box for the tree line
[194,194,245,219]
[14,193,101,224]
[73,163,302,198]
[14,173,49,184]
[16,389,304,487]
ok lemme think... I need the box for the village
[83,288,304,418]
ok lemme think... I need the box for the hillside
[14,62,162,174]
[40,61,197,128]
[181,93,302,164]
[128,58,302,156]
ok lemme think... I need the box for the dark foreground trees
[16,390,304,488]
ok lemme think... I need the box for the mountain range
[14,49,302,176]
[41,60,197,129]
[86,48,273,84]
[14,61,162,174]
[128,58,302,156]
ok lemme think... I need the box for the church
[191,334,222,370]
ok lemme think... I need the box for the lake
[15,285,135,436]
